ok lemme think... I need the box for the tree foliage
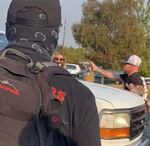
[72,0,145,70]
[136,0,150,76]
[56,46,88,64]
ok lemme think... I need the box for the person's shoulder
[47,67,94,98]
[64,77,95,101]
[130,72,142,79]
[73,79,95,100]
[132,72,141,76]
[130,72,144,85]
[44,65,70,76]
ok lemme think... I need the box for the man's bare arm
[90,62,123,82]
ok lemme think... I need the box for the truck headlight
[100,111,130,139]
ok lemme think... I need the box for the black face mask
[5,6,60,62]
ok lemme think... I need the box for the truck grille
[130,105,146,140]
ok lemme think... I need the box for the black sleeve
[129,74,144,86]
[48,74,101,146]
[120,73,143,86]
[72,83,101,146]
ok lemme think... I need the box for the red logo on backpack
[0,80,19,96]
[51,86,66,102]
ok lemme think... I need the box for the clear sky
[0,0,86,48]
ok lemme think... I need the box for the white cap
[125,55,141,66]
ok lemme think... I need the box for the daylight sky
[0,0,86,48]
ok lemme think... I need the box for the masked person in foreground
[0,0,100,146]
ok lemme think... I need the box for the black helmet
[7,0,61,27]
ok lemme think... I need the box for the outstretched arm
[90,61,123,82]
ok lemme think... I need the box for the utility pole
[62,16,66,54]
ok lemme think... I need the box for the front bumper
[101,133,142,146]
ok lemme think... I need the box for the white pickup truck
[80,80,146,146]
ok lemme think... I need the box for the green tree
[56,46,88,64]
[64,47,88,63]
[136,0,150,76]
[72,0,145,69]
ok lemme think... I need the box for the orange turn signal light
[100,127,129,139]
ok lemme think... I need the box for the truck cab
[80,80,146,146]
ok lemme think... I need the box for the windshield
[66,65,77,70]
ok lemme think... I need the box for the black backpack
[0,49,72,146]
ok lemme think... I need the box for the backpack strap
[30,62,58,73]
[0,48,60,74]
[1,48,34,68]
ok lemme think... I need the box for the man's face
[122,63,133,74]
